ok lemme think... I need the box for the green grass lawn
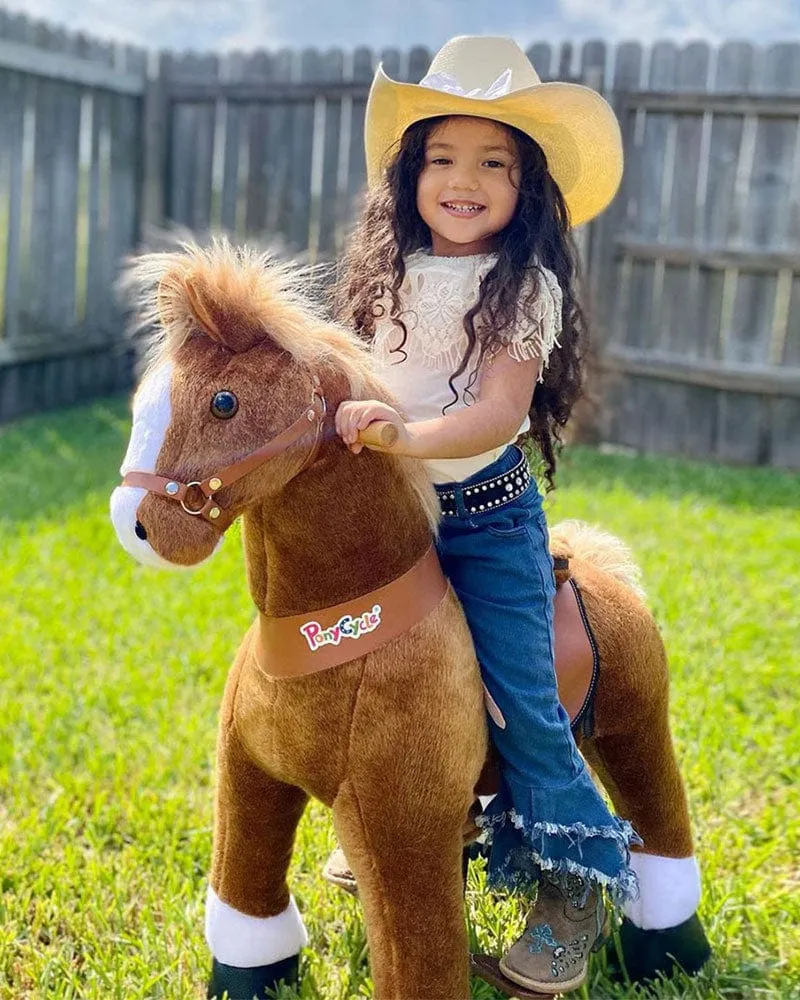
[1,396,798,999]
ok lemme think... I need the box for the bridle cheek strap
[121,383,327,531]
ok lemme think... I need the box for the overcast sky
[3,0,800,53]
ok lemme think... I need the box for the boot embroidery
[502,879,606,988]
[526,923,559,953]
[549,935,590,976]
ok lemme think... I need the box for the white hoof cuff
[623,853,701,931]
[205,886,309,967]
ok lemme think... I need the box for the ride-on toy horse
[110,240,709,999]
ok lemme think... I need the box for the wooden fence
[0,12,799,468]
[592,41,800,467]
[0,11,146,421]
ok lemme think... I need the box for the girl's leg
[438,501,637,890]
[437,473,638,991]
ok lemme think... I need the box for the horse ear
[172,269,265,353]
[182,273,222,340]
[156,270,224,343]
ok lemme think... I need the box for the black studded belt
[435,452,531,518]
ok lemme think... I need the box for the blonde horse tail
[549,520,647,602]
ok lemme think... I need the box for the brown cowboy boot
[499,873,607,994]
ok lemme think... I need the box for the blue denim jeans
[435,446,639,903]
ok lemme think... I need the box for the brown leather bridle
[121,376,327,532]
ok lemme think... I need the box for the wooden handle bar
[356,420,399,449]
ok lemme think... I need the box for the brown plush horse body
[110,242,709,1000]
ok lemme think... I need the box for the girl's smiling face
[416,116,521,257]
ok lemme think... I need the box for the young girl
[334,36,639,994]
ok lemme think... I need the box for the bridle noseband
[121,377,327,532]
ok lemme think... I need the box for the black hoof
[207,954,299,999]
[613,912,711,983]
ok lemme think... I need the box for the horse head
[110,240,377,569]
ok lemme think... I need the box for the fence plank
[262,50,297,248]
[786,278,800,367]
[527,43,551,81]
[668,44,710,238]
[600,347,800,395]
[638,41,677,244]
[216,51,242,234]
[598,42,642,347]
[622,42,676,361]
[406,46,431,83]
[108,89,141,308]
[557,42,573,80]
[756,43,800,466]
[576,41,608,279]
[710,42,766,462]
[345,47,373,226]
[615,238,800,271]
[168,53,217,232]
[698,41,752,370]
[239,49,274,238]
[0,35,144,94]
[314,48,345,260]
[624,92,800,116]
[25,36,57,332]
[191,55,218,233]
[142,51,169,230]
[660,43,710,362]
[648,381,719,460]
[579,39,607,90]
[47,35,82,330]
[84,47,115,334]
[770,396,800,468]
[0,63,27,341]
[704,43,753,247]
[185,53,218,233]
[169,56,199,227]
[286,49,321,252]
[779,45,800,252]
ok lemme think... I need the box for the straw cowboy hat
[364,35,623,228]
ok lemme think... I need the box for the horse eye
[210,390,238,419]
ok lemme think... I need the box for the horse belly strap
[257,546,448,678]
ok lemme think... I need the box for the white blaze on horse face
[110,361,188,570]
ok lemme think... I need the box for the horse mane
[120,237,440,530]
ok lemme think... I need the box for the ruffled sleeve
[500,265,563,380]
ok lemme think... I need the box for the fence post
[141,50,169,233]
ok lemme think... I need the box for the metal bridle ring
[179,482,207,515]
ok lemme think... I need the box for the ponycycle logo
[299,605,383,651]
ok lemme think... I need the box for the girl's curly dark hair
[333,115,589,489]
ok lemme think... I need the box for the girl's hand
[335,400,409,454]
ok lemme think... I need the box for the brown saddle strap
[257,545,448,678]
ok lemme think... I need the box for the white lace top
[372,251,562,484]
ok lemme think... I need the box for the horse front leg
[332,775,471,1000]
[330,621,485,1000]
[206,715,308,1000]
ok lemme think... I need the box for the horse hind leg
[206,718,309,1000]
[580,698,711,982]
